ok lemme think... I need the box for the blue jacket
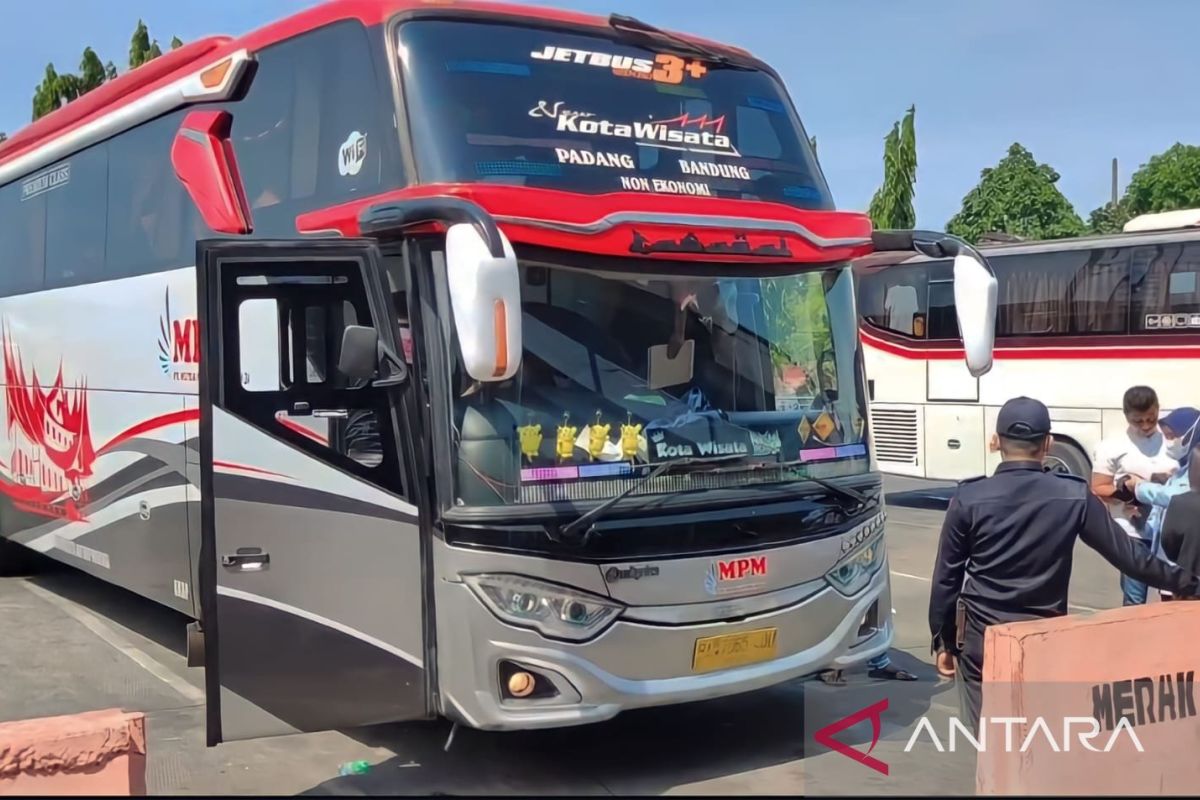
[1136,466,1191,561]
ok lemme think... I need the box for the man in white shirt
[1091,385,1178,605]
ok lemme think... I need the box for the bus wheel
[1044,441,1090,478]
[0,537,39,577]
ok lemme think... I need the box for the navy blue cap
[996,397,1051,441]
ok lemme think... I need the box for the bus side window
[0,180,46,296]
[1131,243,1200,331]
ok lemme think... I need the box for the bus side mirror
[953,251,998,377]
[338,325,380,381]
[445,223,522,382]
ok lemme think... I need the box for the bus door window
[1131,243,1200,331]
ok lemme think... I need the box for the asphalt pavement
[0,476,1126,795]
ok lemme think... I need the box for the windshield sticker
[529,99,740,158]
[630,230,792,257]
[445,60,530,77]
[338,131,367,177]
[750,430,782,457]
[556,148,636,169]
[783,185,823,201]
[530,45,709,85]
[678,159,751,180]
[746,96,786,114]
[22,163,70,201]
[619,175,713,196]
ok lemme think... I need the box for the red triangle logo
[813,697,889,775]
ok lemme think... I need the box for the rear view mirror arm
[359,197,505,259]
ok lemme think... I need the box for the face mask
[1166,418,1200,460]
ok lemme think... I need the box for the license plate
[692,627,779,673]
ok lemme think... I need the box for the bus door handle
[222,548,270,572]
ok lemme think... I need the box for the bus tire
[0,536,39,577]
[1045,440,1090,478]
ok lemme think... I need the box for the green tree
[1087,200,1132,235]
[129,19,152,69]
[78,47,108,93]
[0,132,7,144]
[867,105,917,230]
[171,36,184,50]
[1122,144,1200,217]
[946,143,1085,243]
[32,64,71,120]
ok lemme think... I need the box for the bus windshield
[441,255,869,509]
[396,19,831,210]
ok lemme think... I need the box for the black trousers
[954,612,988,735]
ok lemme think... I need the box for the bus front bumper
[435,564,893,731]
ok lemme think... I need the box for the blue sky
[2,0,1197,228]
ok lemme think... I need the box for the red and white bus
[857,221,1200,480]
[0,0,996,743]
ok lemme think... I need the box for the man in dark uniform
[929,397,1200,733]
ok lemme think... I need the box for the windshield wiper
[555,453,752,543]
[608,13,738,68]
[802,474,871,511]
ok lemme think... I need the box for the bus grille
[870,408,919,465]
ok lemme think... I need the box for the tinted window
[927,281,959,339]
[46,147,108,288]
[1130,242,1200,332]
[228,20,391,237]
[993,248,1129,337]
[0,177,47,296]
[106,111,201,278]
[397,20,831,209]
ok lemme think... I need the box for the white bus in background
[855,214,1200,481]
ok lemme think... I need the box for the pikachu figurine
[620,415,643,461]
[587,412,611,462]
[556,413,578,462]
[517,423,543,463]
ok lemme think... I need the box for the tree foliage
[1088,143,1200,234]
[1122,144,1200,217]
[867,105,917,230]
[946,143,1085,243]
[30,21,182,120]
[0,132,7,144]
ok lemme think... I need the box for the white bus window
[884,284,921,335]
[239,298,282,392]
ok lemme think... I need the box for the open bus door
[195,239,429,744]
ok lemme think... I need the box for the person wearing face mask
[1125,406,1200,601]
[1091,386,1179,606]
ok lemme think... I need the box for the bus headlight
[825,537,886,596]
[463,574,623,642]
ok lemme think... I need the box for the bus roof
[0,0,755,176]
[853,225,1200,272]
[1122,208,1200,233]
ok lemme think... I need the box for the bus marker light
[200,58,232,89]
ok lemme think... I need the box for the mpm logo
[158,288,199,383]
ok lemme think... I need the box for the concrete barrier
[0,709,146,796]
[976,602,1200,795]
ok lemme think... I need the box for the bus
[856,223,1200,481]
[0,0,996,744]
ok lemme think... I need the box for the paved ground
[0,476,1126,795]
